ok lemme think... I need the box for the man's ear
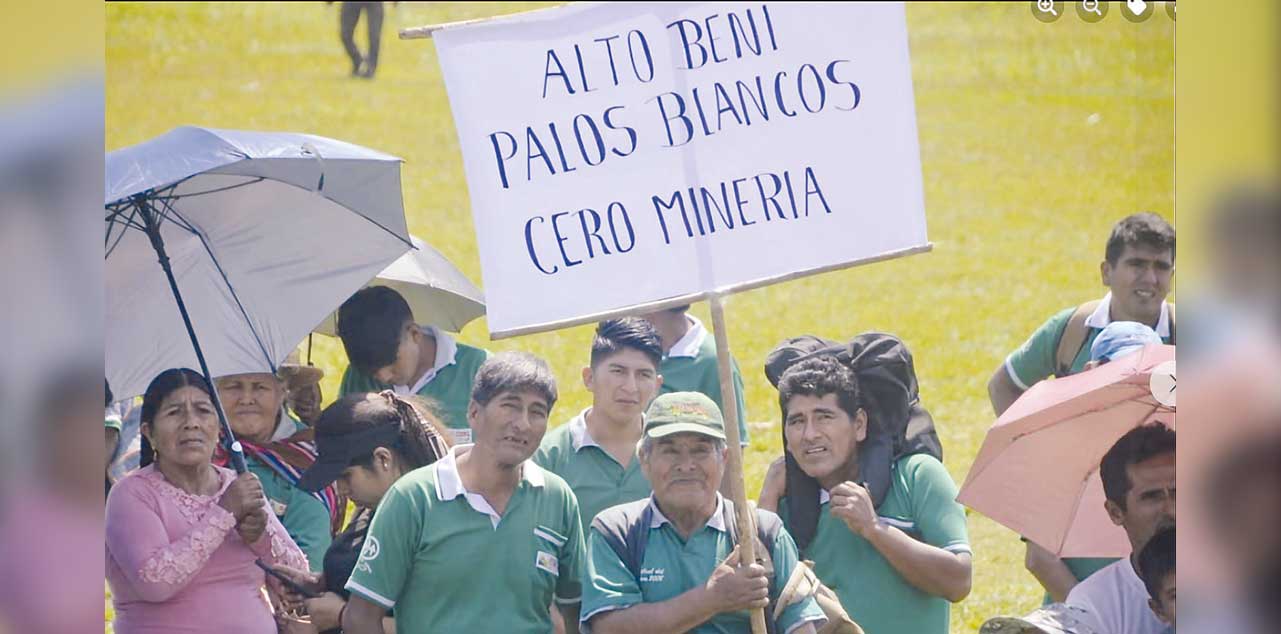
[1104,499,1126,527]
[853,408,869,442]
[405,321,420,344]
[581,366,593,390]
[466,399,480,428]
[1100,258,1112,286]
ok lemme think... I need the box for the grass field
[106,3,1174,632]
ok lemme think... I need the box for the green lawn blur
[106,3,1174,631]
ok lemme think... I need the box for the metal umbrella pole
[135,193,248,473]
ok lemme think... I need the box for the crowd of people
[104,211,1177,633]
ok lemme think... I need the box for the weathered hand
[304,592,347,631]
[829,481,878,537]
[704,545,770,613]
[236,504,268,544]
[218,472,265,520]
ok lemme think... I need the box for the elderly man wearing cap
[341,351,585,634]
[214,371,341,570]
[581,392,826,634]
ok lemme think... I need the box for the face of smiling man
[1101,242,1174,326]
[467,389,550,469]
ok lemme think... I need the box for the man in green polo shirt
[337,285,489,445]
[760,356,971,634]
[343,351,584,634]
[986,212,1175,602]
[639,305,749,447]
[535,318,662,528]
[582,392,826,634]
[215,372,336,570]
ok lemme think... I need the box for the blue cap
[1090,321,1163,362]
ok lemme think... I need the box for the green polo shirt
[1004,297,1174,390]
[658,317,750,445]
[248,413,332,571]
[345,446,584,633]
[583,495,825,634]
[533,409,652,528]
[339,329,489,441]
[1004,296,1172,598]
[780,453,970,634]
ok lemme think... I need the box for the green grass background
[106,3,1174,632]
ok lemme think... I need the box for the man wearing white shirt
[1066,422,1176,634]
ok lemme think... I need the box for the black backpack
[764,332,943,551]
[591,498,784,634]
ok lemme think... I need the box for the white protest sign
[435,2,928,337]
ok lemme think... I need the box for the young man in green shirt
[639,305,750,446]
[535,318,662,528]
[582,392,826,634]
[337,285,489,445]
[215,372,336,570]
[986,212,1175,602]
[343,351,585,634]
[760,356,971,634]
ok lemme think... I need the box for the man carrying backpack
[986,211,1175,602]
[760,355,971,634]
[581,392,826,634]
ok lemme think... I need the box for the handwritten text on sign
[435,3,927,334]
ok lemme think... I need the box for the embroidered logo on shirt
[270,499,288,517]
[639,567,665,583]
[535,550,559,576]
[360,536,381,562]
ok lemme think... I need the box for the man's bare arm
[987,365,1024,417]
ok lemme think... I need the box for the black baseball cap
[297,423,402,492]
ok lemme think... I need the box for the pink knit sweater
[106,464,308,633]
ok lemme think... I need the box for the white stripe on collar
[648,493,727,532]
[566,409,597,452]
[1084,292,1172,338]
[433,444,546,527]
[568,408,644,453]
[396,325,460,395]
[665,315,707,359]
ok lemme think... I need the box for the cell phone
[255,559,321,599]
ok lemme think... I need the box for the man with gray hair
[343,351,586,633]
[582,392,825,634]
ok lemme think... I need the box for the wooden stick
[399,16,493,40]
[709,293,767,634]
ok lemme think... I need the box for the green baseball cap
[643,392,726,441]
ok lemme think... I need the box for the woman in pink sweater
[106,368,309,633]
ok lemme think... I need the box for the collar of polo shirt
[1085,292,1173,338]
[665,315,707,359]
[648,493,728,532]
[434,444,546,527]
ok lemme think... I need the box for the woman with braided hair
[268,391,452,634]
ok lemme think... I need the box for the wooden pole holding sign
[708,293,767,634]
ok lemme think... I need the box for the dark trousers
[340,2,385,75]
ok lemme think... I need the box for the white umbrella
[105,126,412,469]
[313,234,485,337]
